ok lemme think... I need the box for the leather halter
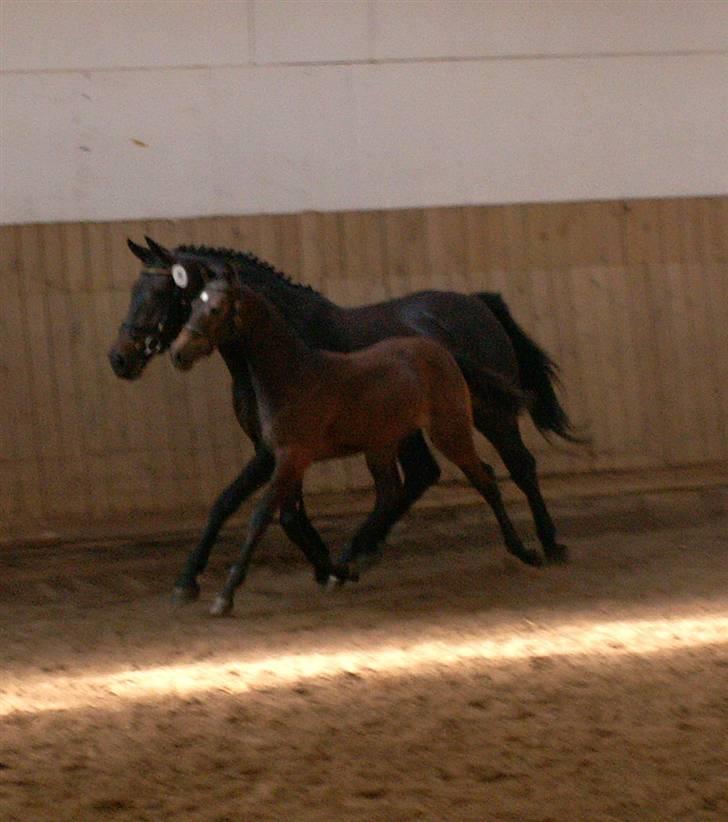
[121,267,190,354]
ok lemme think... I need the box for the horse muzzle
[108,337,149,380]
[169,329,211,371]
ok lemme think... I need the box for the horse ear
[144,235,174,265]
[127,238,156,265]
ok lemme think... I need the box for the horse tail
[453,352,529,417]
[475,292,583,444]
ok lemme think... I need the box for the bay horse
[170,278,543,616]
[108,238,578,602]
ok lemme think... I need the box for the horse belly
[324,388,425,455]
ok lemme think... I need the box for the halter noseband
[121,268,193,355]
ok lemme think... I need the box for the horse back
[341,336,470,412]
[342,290,518,384]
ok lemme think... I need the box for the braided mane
[173,244,338,346]
[174,244,325,301]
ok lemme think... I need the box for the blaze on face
[107,237,195,380]
[170,279,236,371]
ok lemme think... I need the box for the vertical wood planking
[704,198,728,453]
[339,210,390,304]
[0,226,26,520]
[15,225,58,517]
[40,223,92,516]
[464,205,511,296]
[3,197,727,531]
[524,203,587,474]
[540,202,591,472]
[677,199,725,459]
[594,201,646,468]
[424,207,471,295]
[704,199,728,455]
[657,200,706,463]
[622,200,673,464]
[381,209,427,297]
[59,220,112,515]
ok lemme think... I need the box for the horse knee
[279,504,302,537]
[398,434,440,490]
[403,451,440,493]
[422,455,441,486]
[504,449,538,488]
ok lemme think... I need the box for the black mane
[174,244,330,305]
[173,244,338,348]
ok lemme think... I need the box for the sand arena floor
[1,485,727,820]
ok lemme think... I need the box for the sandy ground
[2,486,727,821]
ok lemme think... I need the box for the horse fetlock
[209,594,234,617]
[513,545,544,567]
[544,543,569,565]
[318,563,358,589]
[171,580,201,605]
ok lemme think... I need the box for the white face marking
[171,264,189,288]
[200,291,209,302]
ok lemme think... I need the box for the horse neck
[231,292,320,409]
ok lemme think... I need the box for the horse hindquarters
[422,356,542,568]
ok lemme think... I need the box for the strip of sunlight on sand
[2,614,727,716]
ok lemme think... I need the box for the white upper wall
[1,0,727,224]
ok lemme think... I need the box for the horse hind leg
[476,409,568,564]
[430,419,542,568]
[211,451,311,616]
[397,431,441,511]
[280,489,350,586]
[347,431,440,558]
[172,447,275,604]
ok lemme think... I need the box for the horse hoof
[517,548,544,568]
[319,564,357,591]
[209,595,233,617]
[320,575,344,592]
[171,582,200,605]
[544,544,569,565]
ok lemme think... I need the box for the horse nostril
[109,350,126,373]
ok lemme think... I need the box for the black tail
[476,292,583,444]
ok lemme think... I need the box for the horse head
[108,236,210,379]
[170,276,242,371]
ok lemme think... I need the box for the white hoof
[209,595,233,617]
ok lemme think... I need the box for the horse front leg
[339,450,405,574]
[476,410,568,565]
[280,490,351,586]
[344,432,439,561]
[209,451,307,617]
[172,448,275,603]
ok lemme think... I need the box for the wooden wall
[1,197,726,531]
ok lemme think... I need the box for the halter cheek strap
[121,268,193,354]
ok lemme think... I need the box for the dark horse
[108,237,578,601]
[171,278,543,615]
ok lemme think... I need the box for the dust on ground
[2,487,727,820]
